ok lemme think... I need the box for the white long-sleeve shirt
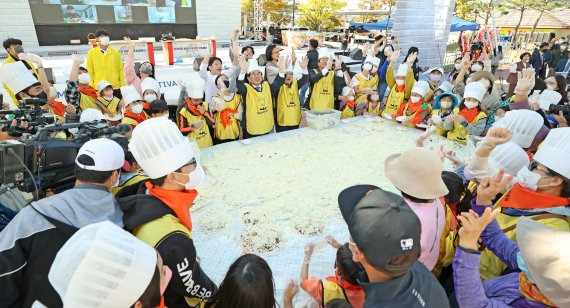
[199,63,238,109]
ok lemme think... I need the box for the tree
[472,1,507,26]
[297,0,346,31]
[264,0,294,25]
[455,0,479,21]
[355,0,387,23]
[503,0,541,47]
[526,0,565,43]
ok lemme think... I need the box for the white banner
[170,39,210,58]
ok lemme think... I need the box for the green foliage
[297,0,347,31]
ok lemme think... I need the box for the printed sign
[107,40,155,64]
[282,31,325,49]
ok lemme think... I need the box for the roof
[495,8,570,29]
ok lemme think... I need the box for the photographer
[0,138,125,307]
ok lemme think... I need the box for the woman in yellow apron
[349,56,380,117]
[382,52,416,119]
[178,78,214,148]
[443,81,488,144]
[212,75,242,143]
[429,92,459,136]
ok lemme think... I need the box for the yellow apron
[276,79,301,126]
[354,73,378,111]
[96,96,121,114]
[320,280,350,306]
[382,87,405,118]
[245,82,274,135]
[340,103,355,119]
[214,93,241,141]
[367,101,382,116]
[310,69,335,110]
[447,108,487,144]
[179,102,214,148]
[79,92,100,112]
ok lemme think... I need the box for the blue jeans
[299,82,309,109]
[378,79,388,97]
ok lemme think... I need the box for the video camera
[549,104,570,123]
[0,120,130,197]
[0,98,73,137]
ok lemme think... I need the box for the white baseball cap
[79,108,105,123]
[0,61,39,95]
[48,221,157,308]
[463,81,486,102]
[97,80,112,93]
[495,110,544,148]
[129,117,195,179]
[428,67,444,75]
[539,90,562,111]
[411,81,430,97]
[75,138,125,171]
[517,217,570,307]
[120,85,143,106]
[489,141,530,177]
[141,77,160,94]
[533,127,570,178]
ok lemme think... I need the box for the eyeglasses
[181,158,197,169]
[529,161,554,176]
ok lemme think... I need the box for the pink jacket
[405,197,445,270]
[124,52,161,98]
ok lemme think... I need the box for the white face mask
[464,101,479,109]
[99,36,110,46]
[103,95,114,101]
[471,64,482,72]
[144,94,157,102]
[430,74,441,82]
[371,95,380,101]
[362,63,373,71]
[110,171,120,190]
[175,164,205,190]
[516,167,544,192]
[440,100,453,109]
[410,95,421,103]
[395,79,405,86]
[130,104,143,114]
[78,73,90,84]
[454,64,462,70]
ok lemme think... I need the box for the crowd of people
[0,28,570,308]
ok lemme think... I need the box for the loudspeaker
[350,48,363,60]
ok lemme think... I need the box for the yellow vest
[245,82,274,135]
[214,93,241,141]
[341,104,355,119]
[367,101,382,115]
[447,108,487,144]
[382,87,406,118]
[354,73,378,107]
[86,46,126,89]
[134,214,207,308]
[276,79,301,126]
[121,116,142,128]
[310,69,335,110]
[479,211,570,280]
[179,102,214,148]
[320,280,349,306]
[110,174,148,195]
[2,57,39,104]
[96,96,121,114]
[79,92,100,112]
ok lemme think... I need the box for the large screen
[29,0,195,25]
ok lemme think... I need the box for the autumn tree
[297,0,346,31]
[503,0,541,46]
[526,0,565,43]
[356,0,387,23]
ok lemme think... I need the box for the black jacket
[117,182,218,308]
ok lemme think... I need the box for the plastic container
[305,108,341,130]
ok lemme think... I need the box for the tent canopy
[349,16,479,32]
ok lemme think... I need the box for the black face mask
[29,91,48,101]
[13,46,24,54]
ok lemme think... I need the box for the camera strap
[30,205,78,237]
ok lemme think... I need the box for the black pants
[276,125,299,132]
[243,130,271,140]
[214,137,238,145]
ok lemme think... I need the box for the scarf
[78,86,99,99]
[124,109,147,124]
[519,272,556,307]
[396,84,405,93]
[184,98,203,116]
[145,181,198,231]
[325,275,363,292]
[459,106,480,123]
[143,101,151,111]
[219,108,237,128]
[345,99,355,110]
[405,100,423,115]
[499,183,569,209]
[49,99,65,116]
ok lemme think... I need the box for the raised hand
[326,56,333,70]
[239,55,249,72]
[362,42,371,56]
[335,56,343,70]
[457,207,501,250]
[124,36,134,48]
[278,55,287,73]
[390,51,400,63]
[483,127,513,147]
[476,169,514,205]
[514,68,536,95]
[407,52,417,65]
[72,53,84,65]
[300,56,309,70]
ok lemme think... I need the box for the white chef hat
[120,85,143,106]
[437,81,454,93]
[366,56,381,67]
[495,109,544,149]
[395,63,408,77]
[0,61,39,95]
[48,221,157,308]
[463,81,486,102]
[247,60,264,75]
[489,141,529,177]
[534,127,570,178]
[318,48,331,60]
[163,91,179,106]
[141,77,160,94]
[129,117,195,179]
[411,81,430,97]
[538,90,562,112]
[187,77,205,99]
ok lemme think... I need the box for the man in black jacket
[118,117,217,308]
[0,138,125,307]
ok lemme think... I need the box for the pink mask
[160,266,173,295]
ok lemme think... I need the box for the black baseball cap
[338,185,421,271]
